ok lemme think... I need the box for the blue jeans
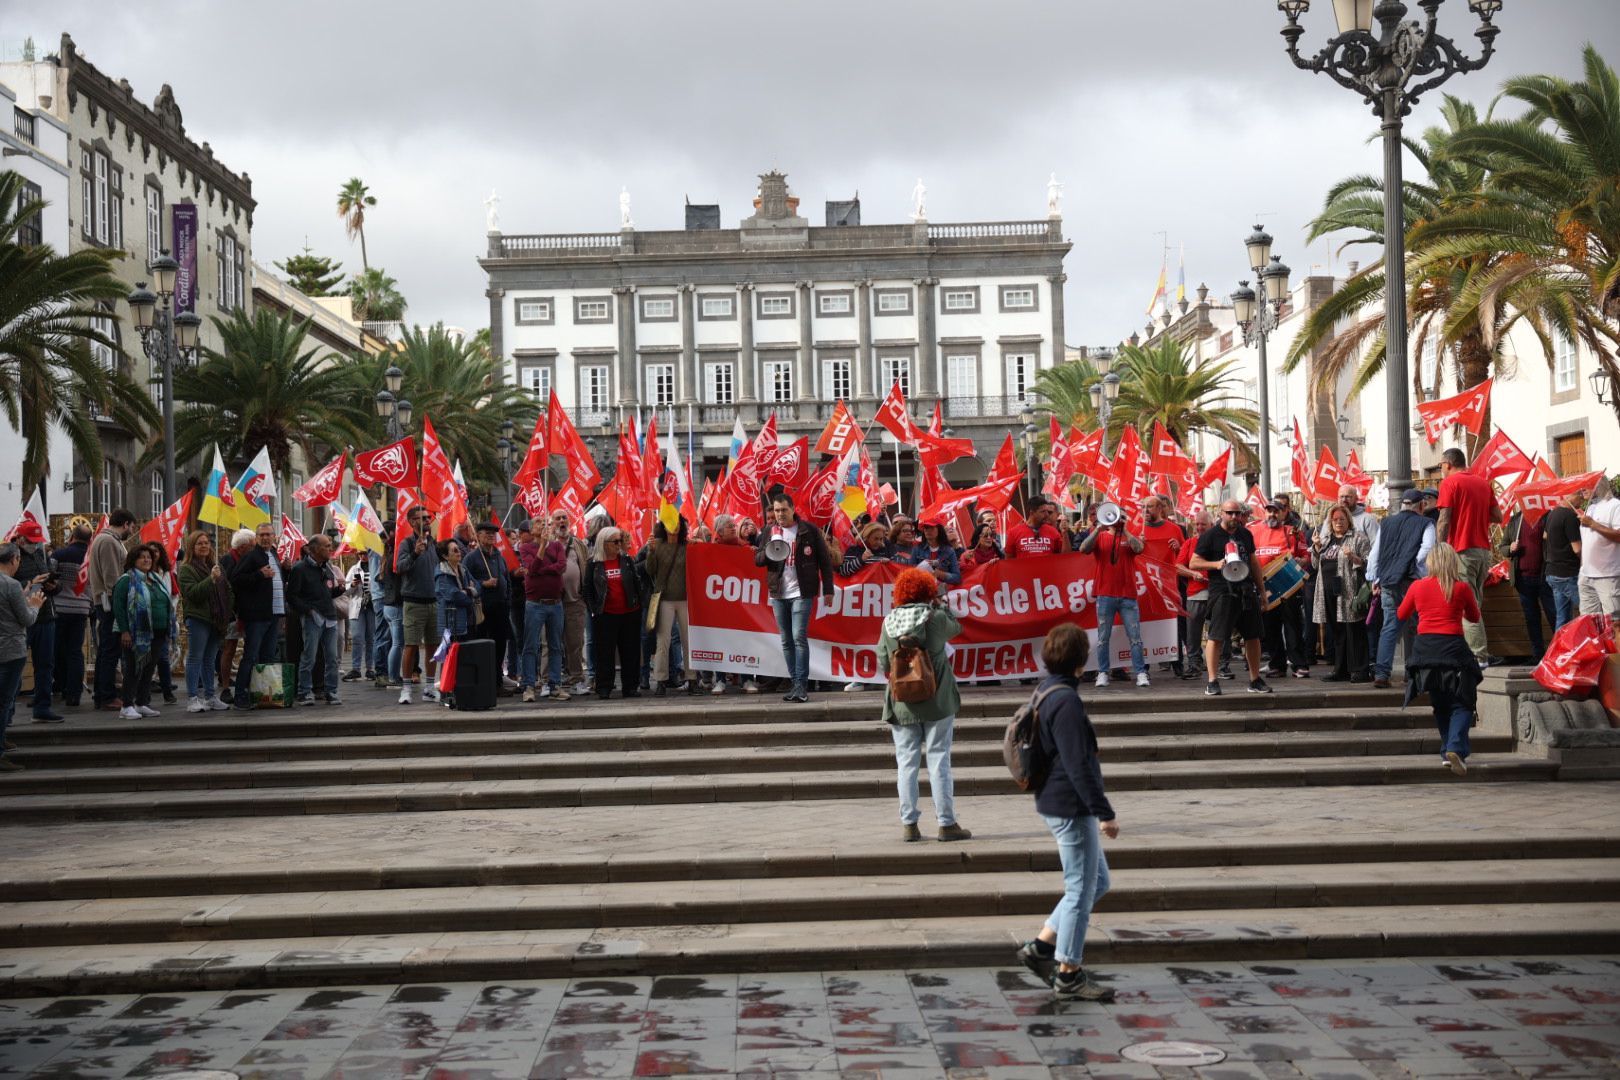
[890,716,957,826]
[27,620,56,715]
[523,600,564,689]
[382,604,404,681]
[371,605,391,675]
[772,596,813,688]
[1375,581,1413,679]
[1547,576,1580,631]
[298,614,340,699]
[1431,687,1473,761]
[184,616,222,700]
[1095,595,1145,675]
[1041,813,1112,968]
[0,656,26,747]
[232,618,281,706]
[349,605,376,674]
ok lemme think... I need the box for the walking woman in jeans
[875,568,970,843]
[177,530,234,712]
[1398,543,1483,776]
[1018,623,1118,1001]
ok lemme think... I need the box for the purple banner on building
[171,203,198,313]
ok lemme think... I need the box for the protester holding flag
[912,520,962,587]
[88,509,137,712]
[52,523,93,709]
[112,545,171,720]
[521,521,568,703]
[228,522,287,710]
[11,520,62,722]
[466,523,513,691]
[341,556,377,684]
[1007,496,1068,558]
[641,517,696,696]
[960,524,1004,570]
[840,521,897,577]
[1574,485,1620,618]
[287,533,347,707]
[756,492,837,704]
[177,531,234,712]
[0,543,47,770]
[583,526,647,700]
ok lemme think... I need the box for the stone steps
[0,754,1558,822]
[0,729,1516,796]
[5,901,1618,996]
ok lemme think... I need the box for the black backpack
[1003,684,1064,791]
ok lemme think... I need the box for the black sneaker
[1017,940,1057,984]
[1247,678,1274,694]
[342,670,363,682]
[1219,667,1236,680]
[1205,680,1221,696]
[1052,968,1114,1002]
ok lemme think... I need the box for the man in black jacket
[467,522,513,691]
[755,492,836,703]
[12,521,62,722]
[229,522,286,709]
[287,533,345,706]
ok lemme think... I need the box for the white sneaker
[398,685,414,705]
[1094,672,1110,688]
[537,684,551,699]
[423,687,441,703]
[119,706,141,720]
[844,681,863,692]
[501,676,519,691]
[710,680,727,696]
[572,680,591,696]
[186,697,207,713]
[137,705,161,717]
[208,695,231,711]
[744,679,760,694]
[1135,672,1151,688]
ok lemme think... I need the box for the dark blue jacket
[1033,674,1114,822]
[1376,508,1430,589]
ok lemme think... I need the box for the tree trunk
[1454,329,1494,457]
[359,227,369,273]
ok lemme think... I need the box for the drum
[1262,555,1306,610]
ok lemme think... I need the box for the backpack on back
[1003,684,1064,791]
[888,632,937,704]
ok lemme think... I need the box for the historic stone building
[1,34,256,517]
[480,170,1070,488]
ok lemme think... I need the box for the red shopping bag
[438,641,461,694]
[1533,614,1618,696]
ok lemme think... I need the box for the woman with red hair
[876,567,970,842]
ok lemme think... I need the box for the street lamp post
[1088,370,1122,444]
[371,365,410,517]
[1279,0,1501,504]
[498,417,516,515]
[1019,407,1039,501]
[1231,227,1291,493]
[125,251,202,504]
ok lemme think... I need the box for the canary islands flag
[727,416,747,473]
[198,446,239,530]
[343,490,386,556]
[232,445,276,529]
[836,442,866,521]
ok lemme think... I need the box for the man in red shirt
[1140,495,1188,675]
[1437,447,1500,664]
[1249,499,1312,677]
[1078,515,1148,688]
[1006,496,1068,558]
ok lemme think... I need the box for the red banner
[1514,470,1608,527]
[686,544,1177,683]
[276,513,306,567]
[138,490,195,562]
[1416,379,1492,445]
[353,436,419,490]
[293,453,346,508]
[1468,428,1534,480]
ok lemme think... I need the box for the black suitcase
[453,639,499,711]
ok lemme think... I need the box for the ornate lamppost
[1278,0,1502,503]
[372,365,411,515]
[1230,227,1291,490]
[125,251,202,503]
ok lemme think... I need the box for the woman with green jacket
[177,530,234,712]
[876,567,971,843]
[112,545,172,720]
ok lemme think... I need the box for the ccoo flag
[232,445,276,529]
[198,446,239,529]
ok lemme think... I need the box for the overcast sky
[7,0,1614,349]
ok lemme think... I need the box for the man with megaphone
[1077,507,1148,688]
[1188,500,1273,697]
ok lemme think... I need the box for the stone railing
[927,221,1050,240]
[495,233,623,255]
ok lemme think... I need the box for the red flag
[1106,426,1148,510]
[761,436,810,493]
[393,487,420,573]
[419,415,458,514]
[814,399,865,457]
[916,429,975,469]
[292,453,346,508]
[489,511,521,571]
[554,480,588,539]
[1416,378,1493,445]
[138,489,195,563]
[801,460,842,526]
[1312,445,1342,500]
[858,443,882,521]
[1138,556,1189,618]
[1148,420,1193,476]
[1199,448,1232,491]
[353,436,419,490]
[276,513,307,566]
[919,475,1022,522]
[1468,428,1534,480]
[1151,473,1171,497]
[1246,484,1268,519]
[1043,419,1076,509]
[873,381,919,444]
[828,502,858,551]
[1514,469,1608,527]
[640,412,663,510]
[916,460,946,519]
[752,413,780,463]
[979,435,1020,512]
[1068,428,1109,485]
[927,401,944,437]
[548,390,601,492]
[1342,449,1374,496]
[510,410,549,492]
[879,482,900,507]
[697,476,718,529]
[1290,418,1315,502]
[515,479,548,520]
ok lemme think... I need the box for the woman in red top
[1396,543,1482,775]
[960,524,1003,571]
[582,527,647,700]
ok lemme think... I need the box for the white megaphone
[1095,502,1123,528]
[1221,541,1250,583]
[765,536,792,562]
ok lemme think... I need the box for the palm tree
[155,308,368,483]
[1286,96,1510,404]
[1416,45,1620,424]
[336,178,377,271]
[1108,338,1260,462]
[1031,355,1102,438]
[336,324,534,488]
[0,170,159,493]
[348,267,406,322]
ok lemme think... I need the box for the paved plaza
[2,957,1619,1078]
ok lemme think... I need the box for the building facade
[481,170,1070,489]
[0,74,74,528]
[1,34,256,518]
